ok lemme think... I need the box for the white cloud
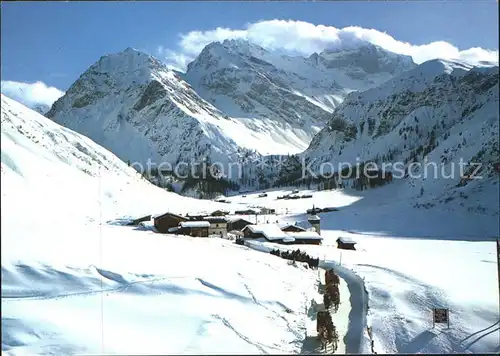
[1,80,65,110]
[160,19,499,71]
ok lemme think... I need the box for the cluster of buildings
[149,209,324,245]
[130,204,357,249]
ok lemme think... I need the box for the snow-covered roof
[337,236,357,244]
[180,221,210,228]
[152,212,185,219]
[278,222,307,231]
[308,214,321,221]
[243,224,288,241]
[285,231,323,240]
[203,216,227,222]
[282,236,296,243]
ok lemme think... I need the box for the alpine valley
[38,39,498,211]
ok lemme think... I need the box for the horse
[317,325,329,351]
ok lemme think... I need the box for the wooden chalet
[227,218,254,232]
[153,212,188,233]
[336,236,357,250]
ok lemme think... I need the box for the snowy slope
[304,60,499,213]
[1,95,321,355]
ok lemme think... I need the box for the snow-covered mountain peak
[81,48,166,90]
[419,58,472,76]
[317,42,416,75]
[321,42,397,56]
[123,46,140,53]
[304,61,499,201]
[183,39,419,142]
[186,38,273,75]
[46,49,256,165]
[337,57,482,107]
[221,38,268,54]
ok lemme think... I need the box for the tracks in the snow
[2,265,189,302]
[460,320,500,350]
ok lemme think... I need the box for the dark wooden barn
[153,212,188,233]
[242,225,264,238]
[336,237,357,250]
[227,218,254,232]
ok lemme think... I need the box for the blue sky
[1,0,498,95]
